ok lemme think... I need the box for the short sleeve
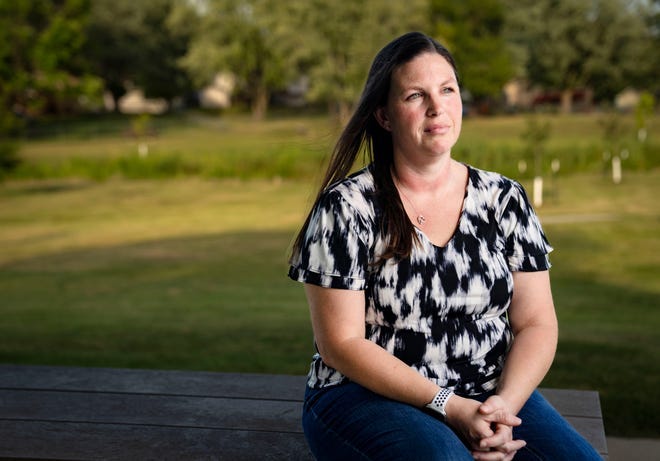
[288,189,370,290]
[500,182,553,272]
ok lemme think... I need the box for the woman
[289,32,601,461]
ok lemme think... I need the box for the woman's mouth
[424,124,450,134]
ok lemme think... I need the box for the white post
[612,156,622,184]
[551,159,560,174]
[638,128,647,142]
[533,176,543,207]
[138,143,149,157]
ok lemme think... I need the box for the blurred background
[0,0,658,441]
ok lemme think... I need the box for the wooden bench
[0,364,607,460]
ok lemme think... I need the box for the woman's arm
[495,270,559,414]
[304,283,439,406]
[475,270,557,458]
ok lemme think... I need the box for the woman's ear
[374,106,391,131]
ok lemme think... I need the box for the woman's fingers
[478,396,521,427]
[479,423,514,450]
[471,439,526,461]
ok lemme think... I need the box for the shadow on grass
[0,230,312,376]
[2,179,94,196]
[546,235,659,437]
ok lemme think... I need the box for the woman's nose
[426,94,442,116]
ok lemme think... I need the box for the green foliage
[503,0,656,109]
[635,91,656,134]
[8,112,660,182]
[521,116,551,176]
[3,0,658,123]
[0,0,103,117]
[0,141,21,179]
[84,0,192,109]
[431,0,513,100]
[11,146,326,181]
[179,0,431,121]
[299,0,430,122]
[10,113,333,180]
[599,112,627,156]
[130,114,153,138]
[178,0,303,119]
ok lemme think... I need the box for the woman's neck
[391,154,456,196]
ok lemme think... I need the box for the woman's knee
[513,390,602,461]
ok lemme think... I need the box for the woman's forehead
[391,52,457,87]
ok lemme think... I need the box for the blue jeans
[302,382,602,460]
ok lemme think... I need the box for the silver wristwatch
[425,388,454,419]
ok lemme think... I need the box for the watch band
[425,388,454,419]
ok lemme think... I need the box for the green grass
[8,111,660,180]
[0,178,314,373]
[530,172,659,438]
[12,113,336,180]
[1,113,659,437]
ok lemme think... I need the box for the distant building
[114,89,168,115]
[198,73,235,110]
[614,88,641,111]
[503,79,593,112]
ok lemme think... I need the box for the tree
[430,0,513,107]
[178,0,302,120]
[590,0,656,102]
[179,0,429,121]
[645,0,660,95]
[300,0,429,123]
[84,0,192,111]
[503,0,656,112]
[0,0,102,118]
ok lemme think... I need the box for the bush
[6,112,659,182]
[0,141,21,179]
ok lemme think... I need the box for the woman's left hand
[471,395,526,460]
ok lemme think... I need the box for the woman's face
[377,51,462,162]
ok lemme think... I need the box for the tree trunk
[560,89,573,114]
[337,100,352,126]
[251,84,269,121]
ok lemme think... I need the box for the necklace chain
[393,176,426,226]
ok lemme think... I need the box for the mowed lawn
[0,113,658,436]
[0,178,314,373]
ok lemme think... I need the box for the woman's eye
[442,87,455,94]
[406,92,422,100]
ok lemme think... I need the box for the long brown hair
[291,32,459,263]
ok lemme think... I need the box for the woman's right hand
[444,395,526,460]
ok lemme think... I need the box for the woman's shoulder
[467,164,520,191]
[321,166,377,210]
[326,165,375,193]
[465,164,527,209]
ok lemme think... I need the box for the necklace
[393,175,426,226]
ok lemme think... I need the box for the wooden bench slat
[538,387,603,418]
[0,365,306,401]
[0,420,312,461]
[563,416,609,455]
[0,389,302,433]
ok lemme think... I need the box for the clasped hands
[445,394,526,461]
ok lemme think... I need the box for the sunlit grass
[12,111,660,181]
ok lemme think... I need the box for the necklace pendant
[417,215,426,226]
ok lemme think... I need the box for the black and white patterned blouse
[289,164,552,396]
